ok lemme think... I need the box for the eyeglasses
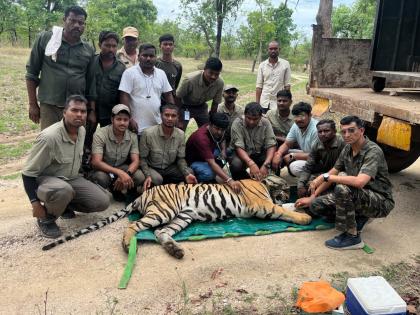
[340,127,358,135]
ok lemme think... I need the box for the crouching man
[22,95,110,238]
[295,116,394,250]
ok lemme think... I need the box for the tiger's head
[262,174,290,205]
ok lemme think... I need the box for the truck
[309,0,420,172]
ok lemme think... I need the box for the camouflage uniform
[310,138,394,233]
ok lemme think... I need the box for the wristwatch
[126,170,133,177]
[289,153,295,161]
[264,163,271,169]
[322,173,330,182]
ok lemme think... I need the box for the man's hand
[29,103,40,124]
[143,176,153,191]
[260,165,269,178]
[129,118,138,134]
[295,196,315,209]
[272,153,282,170]
[297,187,308,198]
[227,180,241,194]
[87,110,97,126]
[185,173,198,184]
[309,175,324,194]
[32,201,47,218]
[249,163,262,181]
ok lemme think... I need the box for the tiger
[122,174,312,259]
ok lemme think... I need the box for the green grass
[0,141,33,161]
[0,172,22,180]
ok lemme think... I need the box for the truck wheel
[380,145,420,173]
[371,77,386,92]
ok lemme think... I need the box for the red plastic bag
[296,281,345,313]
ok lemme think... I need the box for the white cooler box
[345,276,406,315]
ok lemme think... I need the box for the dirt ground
[0,159,419,315]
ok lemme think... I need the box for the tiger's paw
[122,227,137,253]
[293,213,312,225]
[162,240,185,259]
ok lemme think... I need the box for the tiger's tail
[41,203,136,251]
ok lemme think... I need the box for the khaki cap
[112,104,131,116]
[223,84,239,92]
[122,26,139,39]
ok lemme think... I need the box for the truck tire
[380,145,420,173]
[371,77,386,92]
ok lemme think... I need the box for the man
[117,26,139,68]
[266,89,294,146]
[140,104,197,190]
[297,119,346,198]
[26,6,95,130]
[90,104,145,200]
[21,95,110,238]
[186,113,241,193]
[295,116,394,250]
[230,102,277,180]
[119,43,174,135]
[272,102,319,178]
[217,84,244,146]
[256,41,291,113]
[155,34,183,97]
[176,57,224,130]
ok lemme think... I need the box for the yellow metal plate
[377,117,411,151]
[312,97,329,117]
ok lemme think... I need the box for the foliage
[332,0,376,39]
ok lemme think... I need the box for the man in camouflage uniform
[295,116,394,250]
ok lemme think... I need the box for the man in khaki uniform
[176,57,224,130]
[90,104,145,200]
[117,26,139,68]
[217,84,243,146]
[22,95,110,238]
[140,104,197,190]
[266,89,294,146]
[230,102,277,180]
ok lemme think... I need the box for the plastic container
[345,276,406,315]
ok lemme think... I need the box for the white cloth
[119,65,172,134]
[45,26,63,62]
[256,58,291,109]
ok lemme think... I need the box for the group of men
[22,5,394,251]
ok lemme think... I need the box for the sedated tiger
[42,175,312,257]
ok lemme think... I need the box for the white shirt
[256,58,291,109]
[119,65,172,134]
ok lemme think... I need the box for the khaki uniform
[217,102,243,146]
[176,70,224,127]
[140,125,191,185]
[266,109,293,140]
[310,138,394,233]
[22,120,110,217]
[117,47,138,68]
[90,125,144,189]
[230,117,276,179]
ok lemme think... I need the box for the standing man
[119,43,174,135]
[230,102,277,180]
[26,6,95,130]
[117,26,139,68]
[295,116,394,250]
[176,57,224,130]
[256,41,291,113]
[90,104,145,200]
[217,85,243,146]
[155,34,183,98]
[266,90,294,146]
[22,95,110,238]
[297,119,345,198]
[272,102,318,177]
[140,104,197,190]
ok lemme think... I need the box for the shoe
[356,216,372,232]
[325,233,364,250]
[61,208,76,219]
[37,216,62,239]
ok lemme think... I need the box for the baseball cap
[112,104,131,116]
[122,26,139,39]
[223,84,239,92]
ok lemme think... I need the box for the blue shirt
[286,118,318,152]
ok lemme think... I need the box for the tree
[181,0,244,57]
[316,0,333,37]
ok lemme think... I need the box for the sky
[152,0,355,37]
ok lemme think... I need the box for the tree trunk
[214,0,224,57]
[316,0,333,38]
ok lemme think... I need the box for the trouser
[230,151,267,180]
[40,103,64,130]
[36,176,111,218]
[310,176,394,233]
[90,164,145,190]
[191,149,227,182]
[181,103,209,130]
[148,164,190,185]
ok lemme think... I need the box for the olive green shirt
[87,55,126,121]
[230,117,277,155]
[176,70,224,107]
[155,57,183,91]
[266,109,293,138]
[298,135,346,188]
[25,31,95,107]
[22,120,85,179]
[334,138,394,201]
[217,102,244,145]
[140,125,190,177]
[92,125,139,167]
